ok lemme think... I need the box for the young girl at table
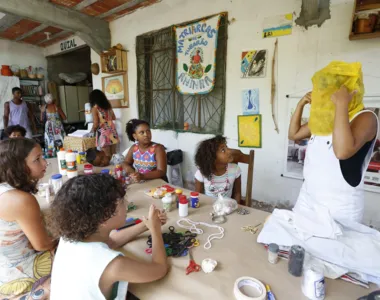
[123,119,167,183]
[0,138,57,300]
[50,174,168,300]
[194,135,242,203]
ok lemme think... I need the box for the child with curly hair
[0,138,57,300]
[194,135,241,202]
[50,174,168,300]
[5,124,26,138]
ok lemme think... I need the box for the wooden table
[39,159,375,300]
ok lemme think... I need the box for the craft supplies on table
[237,207,250,215]
[57,149,67,176]
[302,267,325,300]
[268,243,279,264]
[101,169,110,175]
[162,193,173,212]
[186,248,201,275]
[144,184,175,199]
[190,191,200,208]
[84,164,93,175]
[51,174,63,194]
[201,258,217,274]
[114,164,123,179]
[233,277,266,300]
[175,189,183,208]
[288,245,305,277]
[241,223,261,234]
[179,195,189,217]
[176,218,225,250]
[145,226,198,257]
[117,218,142,231]
[65,150,78,178]
[266,284,276,300]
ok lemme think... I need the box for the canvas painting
[242,89,259,115]
[263,13,293,39]
[102,73,129,108]
[238,115,262,148]
[241,50,268,78]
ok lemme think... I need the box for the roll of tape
[233,277,267,300]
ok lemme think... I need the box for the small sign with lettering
[60,39,78,52]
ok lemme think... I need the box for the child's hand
[158,210,167,226]
[331,86,356,106]
[299,92,312,106]
[130,172,143,183]
[143,205,162,232]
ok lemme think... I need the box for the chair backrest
[230,149,255,207]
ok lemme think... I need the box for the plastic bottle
[57,148,67,176]
[268,243,279,264]
[190,192,200,208]
[175,189,183,208]
[65,150,78,179]
[84,164,93,175]
[51,174,63,194]
[179,195,189,217]
[288,245,305,277]
[162,193,173,212]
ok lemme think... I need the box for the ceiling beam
[15,24,48,41]
[0,13,23,32]
[73,0,98,11]
[0,0,110,54]
[97,0,148,19]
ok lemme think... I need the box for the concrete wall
[0,39,47,71]
[90,0,380,226]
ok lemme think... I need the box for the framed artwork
[238,114,262,148]
[262,13,293,39]
[241,50,268,78]
[242,89,260,115]
[102,72,129,108]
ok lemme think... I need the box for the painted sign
[242,89,260,115]
[174,14,222,95]
[60,38,77,51]
[263,13,293,38]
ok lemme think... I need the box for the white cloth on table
[257,208,380,283]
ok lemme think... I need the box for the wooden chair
[230,149,255,207]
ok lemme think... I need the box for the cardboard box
[63,136,96,152]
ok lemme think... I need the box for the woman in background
[41,93,66,150]
[89,90,119,159]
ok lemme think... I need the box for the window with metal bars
[136,13,228,135]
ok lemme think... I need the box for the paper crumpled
[309,61,364,136]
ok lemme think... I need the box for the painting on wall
[238,114,262,148]
[102,73,129,108]
[262,13,293,39]
[242,89,259,115]
[241,50,267,78]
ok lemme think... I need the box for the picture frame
[102,72,129,108]
[238,114,262,148]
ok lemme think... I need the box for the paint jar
[288,245,305,277]
[51,174,63,194]
[74,151,80,165]
[79,152,86,164]
[57,148,67,176]
[162,193,173,212]
[101,169,110,175]
[178,195,189,217]
[84,164,93,175]
[268,243,279,264]
[175,189,183,208]
[190,192,200,208]
[65,150,78,179]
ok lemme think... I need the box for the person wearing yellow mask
[288,62,378,222]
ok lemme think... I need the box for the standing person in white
[289,78,378,222]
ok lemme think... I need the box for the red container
[84,164,93,175]
[1,65,12,76]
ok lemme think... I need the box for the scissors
[186,248,201,275]
[188,239,200,248]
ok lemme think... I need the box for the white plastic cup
[302,267,326,300]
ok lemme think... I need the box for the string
[176,218,225,250]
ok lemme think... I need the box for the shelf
[19,77,45,81]
[356,3,380,11]
[23,95,43,98]
[349,30,380,40]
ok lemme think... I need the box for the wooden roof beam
[0,0,110,54]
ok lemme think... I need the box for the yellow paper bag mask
[309,61,364,136]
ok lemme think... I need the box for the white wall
[0,39,47,70]
[91,0,380,227]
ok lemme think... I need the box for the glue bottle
[65,150,78,179]
[178,195,188,217]
[57,148,67,176]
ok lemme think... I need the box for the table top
[39,159,374,300]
